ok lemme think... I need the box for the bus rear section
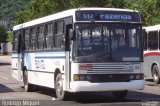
[143,25,160,85]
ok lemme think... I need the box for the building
[0,19,9,30]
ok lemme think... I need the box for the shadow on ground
[0,84,14,93]
[28,85,160,104]
[0,63,11,65]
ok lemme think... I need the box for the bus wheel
[23,69,33,92]
[152,65,160,85]
[55,73,68,100]
[112,90,127,99]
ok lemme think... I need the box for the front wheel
[152,65,160,85]
[112,90,128,99]
[55,73,69,100]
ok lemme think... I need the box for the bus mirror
[69,29,75,40]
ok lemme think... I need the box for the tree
[0,25,7,43]
[0,0,31,27]
[14,0,160,26]
[123,0,160,26]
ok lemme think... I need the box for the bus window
[148,31,158,50]
[30,27,36,50]
[24,29,30,51]
[13,31,19,52]
[53,21,64,48]
[45,23,53,49]
[111,24,126,50]
[159,31,160,50]
[37,25,44,50]
[143,29,147,50]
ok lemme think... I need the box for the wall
[0,42,12,55]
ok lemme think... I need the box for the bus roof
[13,8,139,31]
[143,24,160,32]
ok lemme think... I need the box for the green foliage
[0,0,31,27]
[70,0,106,7]
[124,0,160,26]
[0,25,6,35]
[14,0,160,26]
[6,32,13,42]
[0,25,7,43]
[0,25,12,43]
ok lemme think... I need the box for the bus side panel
[11,53,19,80]
[144,56,153,77]
[144,51,160,78]
[24,52,37,84]
[24,52,65,88]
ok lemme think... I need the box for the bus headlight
[73,74,79,81]
[73,74,86,81]
[80,75,85,80]
[129,74,144,80]
[73,74,92,81]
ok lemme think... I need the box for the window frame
[12,31,19,52]
[148,31,158,50]
[53,20,64,49]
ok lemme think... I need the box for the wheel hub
[56,78,63,95]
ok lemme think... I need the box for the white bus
[12,8,144,100]
[143,25,160,85]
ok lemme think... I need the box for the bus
[143,25,160,85]
[12,8,144,100]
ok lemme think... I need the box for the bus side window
[142,29,147,50]
[53,21,64,49]
[30,27,36,51]
[148,31,158,50]
[44,23,53,49]
[65,24,73,51]
[12,31,19,52]
[37,25,45,50]
[159,30,160,50]
[24,29,30,51]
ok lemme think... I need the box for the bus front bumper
[70,80,144,92]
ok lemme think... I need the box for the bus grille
[87,64,125,74]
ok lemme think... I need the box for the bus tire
[55,73,69,100]
[112,90,127,99]
[152,65,160,85]
[23,69,33,92]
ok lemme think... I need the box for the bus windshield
[74,23,142,62]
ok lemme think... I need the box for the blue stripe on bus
[35,56,65,59]
[12,56,65,59]
[12,57,18,58]
[35,51,65,56]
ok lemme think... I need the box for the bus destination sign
[100,14,132,21]
[76,11,140,22]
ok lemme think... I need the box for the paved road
[0,55,160,106]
